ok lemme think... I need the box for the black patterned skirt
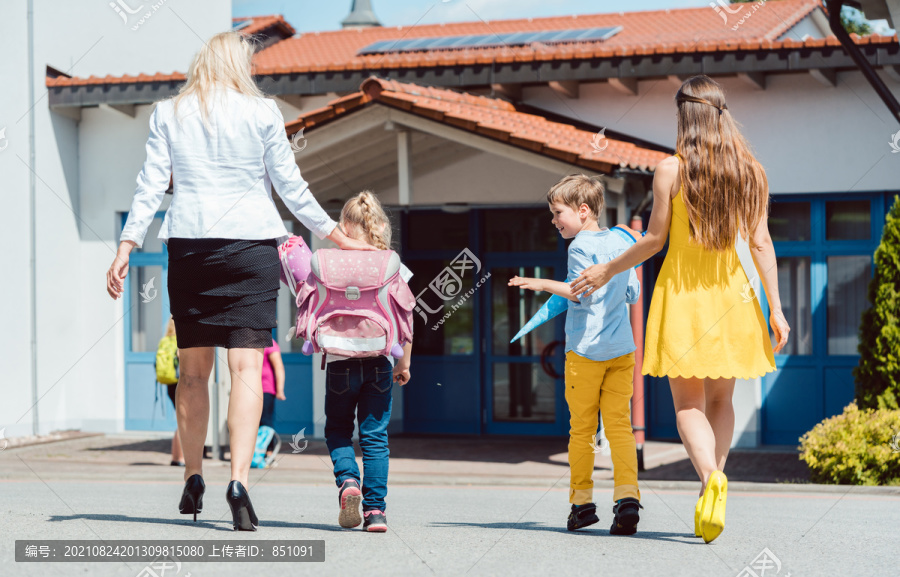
[167,238,280,349]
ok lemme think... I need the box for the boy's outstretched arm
[508,276,578,302]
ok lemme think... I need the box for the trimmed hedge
[799,402,900,485]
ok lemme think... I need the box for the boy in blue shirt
[509,174,643,534]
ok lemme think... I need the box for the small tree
[855,195,900,410]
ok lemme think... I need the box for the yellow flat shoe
[699,471,727,543]
[694,496,702,537]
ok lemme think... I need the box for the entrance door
[122,213,178,431]
[483,260,568,435]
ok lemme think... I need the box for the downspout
[27,0,39,435]
[826,0,900,124]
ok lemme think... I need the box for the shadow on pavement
[47,513,346,532]
[431,521,697,543]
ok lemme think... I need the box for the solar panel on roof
[357,26,622,55]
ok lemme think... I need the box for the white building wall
[0,1,36,439]
[0,0,231,438]
[522,73,900,195]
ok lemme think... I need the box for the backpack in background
[290,249,415,366]
[155,335,178,385]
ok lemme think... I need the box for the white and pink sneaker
[337,479,362,528]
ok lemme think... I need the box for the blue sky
[232,0,710,34]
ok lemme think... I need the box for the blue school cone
[251,426,276,469]
[510,294,568,343]
[265,432,282,468]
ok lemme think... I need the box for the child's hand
[508,276,546,292]
[393,367,410,385]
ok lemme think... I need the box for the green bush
[799,402,900,485]
[855,194,900,410]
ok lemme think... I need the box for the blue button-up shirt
[564,229,641,362]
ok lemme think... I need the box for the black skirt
[167,238,280,349]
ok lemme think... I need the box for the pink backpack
[290,249,415,367]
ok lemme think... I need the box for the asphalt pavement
[1,434,896,577]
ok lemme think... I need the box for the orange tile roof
[252,0,825,74]
[44,1,898,88]
[232,15,296,38]
[284,77,669,173]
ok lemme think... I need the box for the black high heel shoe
[179,474,205,522]
[226,480,259,531]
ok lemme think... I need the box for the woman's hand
[106,241,136,299]
[326,224,377,251]
[276,387,287,401]
[508,276,546,292]
[570,263,611,298]
[336,236,378,251]
[769,309,791,353]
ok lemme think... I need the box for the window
[407,212,469,251]
[827,256,871,355]
[130,265,164,352]
[826,200,870,241]
[483,207,558,252]
[409,258,476,356]
[771,257,812,355]
[769,201,810,242]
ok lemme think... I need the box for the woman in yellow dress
[570,75,790,543]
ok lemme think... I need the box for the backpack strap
[611,225,638,245]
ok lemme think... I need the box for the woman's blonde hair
[340,191,392,250]
[173,31,266,132]
[675,75,769,251]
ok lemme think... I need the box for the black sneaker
[609,498,643,535]
[363,510,387,532]
[567,503,599,531]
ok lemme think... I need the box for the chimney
[342,0,382,29]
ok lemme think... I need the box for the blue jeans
[324,356,393,512]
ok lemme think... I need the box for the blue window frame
[643,192,892,445]
[757,193,887,444]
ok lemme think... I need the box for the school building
[4,0,899,449]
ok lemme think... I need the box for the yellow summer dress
[642,185,776,380]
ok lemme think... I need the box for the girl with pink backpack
[293,191,414,532]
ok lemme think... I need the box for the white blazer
[120,88,336,248]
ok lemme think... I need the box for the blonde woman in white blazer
[105,31,374,531]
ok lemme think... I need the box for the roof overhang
[47,38,900,110]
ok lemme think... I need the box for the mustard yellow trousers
[565,351,640,505]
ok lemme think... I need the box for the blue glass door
[122,213,177,431]
[483,260,568,435]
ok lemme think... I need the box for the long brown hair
[340,191,392,250]
[675,75,768,251]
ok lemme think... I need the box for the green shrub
[855,194,900,410]
[799,402,900,485]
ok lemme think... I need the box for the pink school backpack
[291,248,415,368]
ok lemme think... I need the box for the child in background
[325,191,413,533]
[509,174,643,534]
[251,338,285,469]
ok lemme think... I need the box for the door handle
[540,340,563,379]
